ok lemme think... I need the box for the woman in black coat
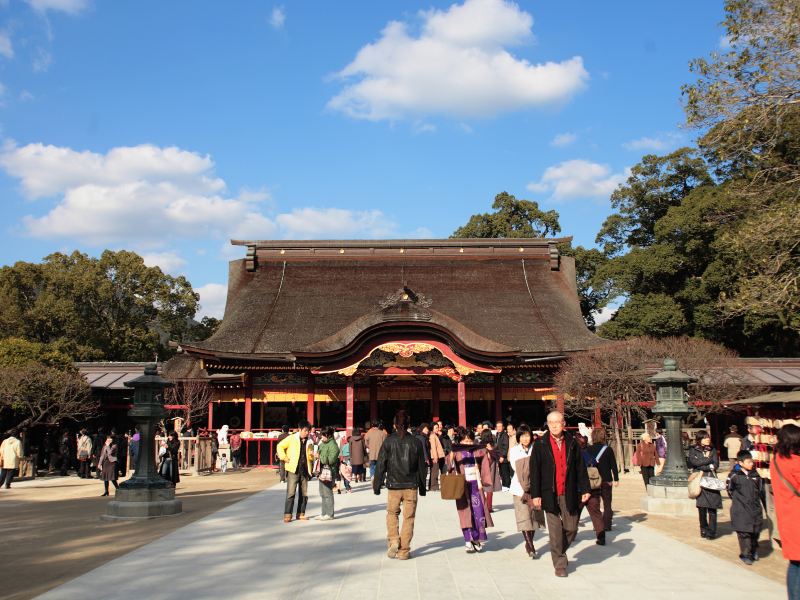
[162,431,181,486]
[687,432,722,539]
[726,451,765,563]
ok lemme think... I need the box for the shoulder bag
[586,445,608,490]
[440,472,465,500]
[688,471,702,498]
[774,456,800,497]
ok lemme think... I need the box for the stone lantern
[105,364,182,519]
[640,358,697,515]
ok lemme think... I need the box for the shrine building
[176,238,606,433]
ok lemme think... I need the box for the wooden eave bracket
[245,244,258,272]
[548,243,560,270]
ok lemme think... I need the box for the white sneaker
[315,515,333,521]
[465,542,476,554]
[474,542,484,552]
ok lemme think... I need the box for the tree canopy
[0,250,212,361]
[451,192,561,239]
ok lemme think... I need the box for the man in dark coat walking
[531,411,590,577]
[494,420,511,489]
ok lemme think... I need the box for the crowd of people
[274,410,620,577]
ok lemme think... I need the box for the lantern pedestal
[105,484,182,519]
[640,484,695,516]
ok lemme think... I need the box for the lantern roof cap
[124,363,173,389]
[646,358,697,385]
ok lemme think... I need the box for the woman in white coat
[509,424,545,558]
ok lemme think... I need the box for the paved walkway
[37,479,785,600]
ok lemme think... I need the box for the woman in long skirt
[98,435,119,496]
[446,427,494,553]
[509,425,545,558]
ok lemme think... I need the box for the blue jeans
[370,460,377,479]
[789,560,799,600]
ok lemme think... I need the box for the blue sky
[0,0,725,319]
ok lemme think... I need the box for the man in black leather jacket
[373,410,426,560]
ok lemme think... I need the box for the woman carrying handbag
[509,425,545,558]
[687,432,722,539]
[445,427,494,553]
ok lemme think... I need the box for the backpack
[586,445,608,490]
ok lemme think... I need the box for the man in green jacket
[316,427,340,521]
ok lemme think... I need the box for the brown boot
[522,531,537,558]
[283,514,292,523]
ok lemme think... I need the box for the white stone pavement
[37,479,785,600]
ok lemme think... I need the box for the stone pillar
[105,364,182,520]
[346,376,355,435]
[493,374,502,422]
[306,373,315,426]
[457,379,466,427]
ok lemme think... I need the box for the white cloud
[276,208,395,239]
[140,251,187,275]
[328,0,588,121]
[0,141,400,245]
[527,159,625,201]
[550,132,576,147]
[0,32,13,59]
[592,306,616,327]
[32,48,52,73]
[19,90,35,102]
[196,283,228,320]
[622,132,683,152]
[269,6,285,29]
[25,0,89,14]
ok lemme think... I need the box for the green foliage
[0,338,73,370]
[188,316,222,342]
[0,250,200,361]
[451,192,561,239]
[596,149,713,256]
[599,294,689,339]
[559,245,611,331]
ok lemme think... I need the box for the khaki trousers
[544,495,579,570]
[386,488,418,558]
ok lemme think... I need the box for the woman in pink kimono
[446,427,495,553]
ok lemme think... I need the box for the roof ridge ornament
[379,286,433,310]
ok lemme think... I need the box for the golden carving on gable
[334,342,479,380]
[378,343,435,357]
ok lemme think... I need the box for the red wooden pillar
[306,373,315,426]
[593,399,602,428]
[369,377,378,423]
[346,376,355,435]
[207,401,214,431]
[431,376,440,422]
[243,374,253,432]
[493,374,503,422]
[556,393,565,415]
[457,379,466,427]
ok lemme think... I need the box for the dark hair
[516,424,532,443]
[353,427,362,436]
[776,424,800,458]
[736,450,753,462]
[480,429,493,445]
[365,421,371,430]
[496,420,504,427]
[9,429,18,438]
[455,427,473,443]
[591,428,607,445]
[281,425,289,433]
[168,431,178,441]
[322,427,335,438]
[695,431,709,445]
[394,410,409,437]
[297,420,311,430]
[419,422,430,432]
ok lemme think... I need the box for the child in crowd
[220,452,228,473]
[727,450,766,565]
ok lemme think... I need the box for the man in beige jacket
[365,421,387,481]
[1,429,23,488]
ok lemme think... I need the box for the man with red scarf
[531,411,591,577]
